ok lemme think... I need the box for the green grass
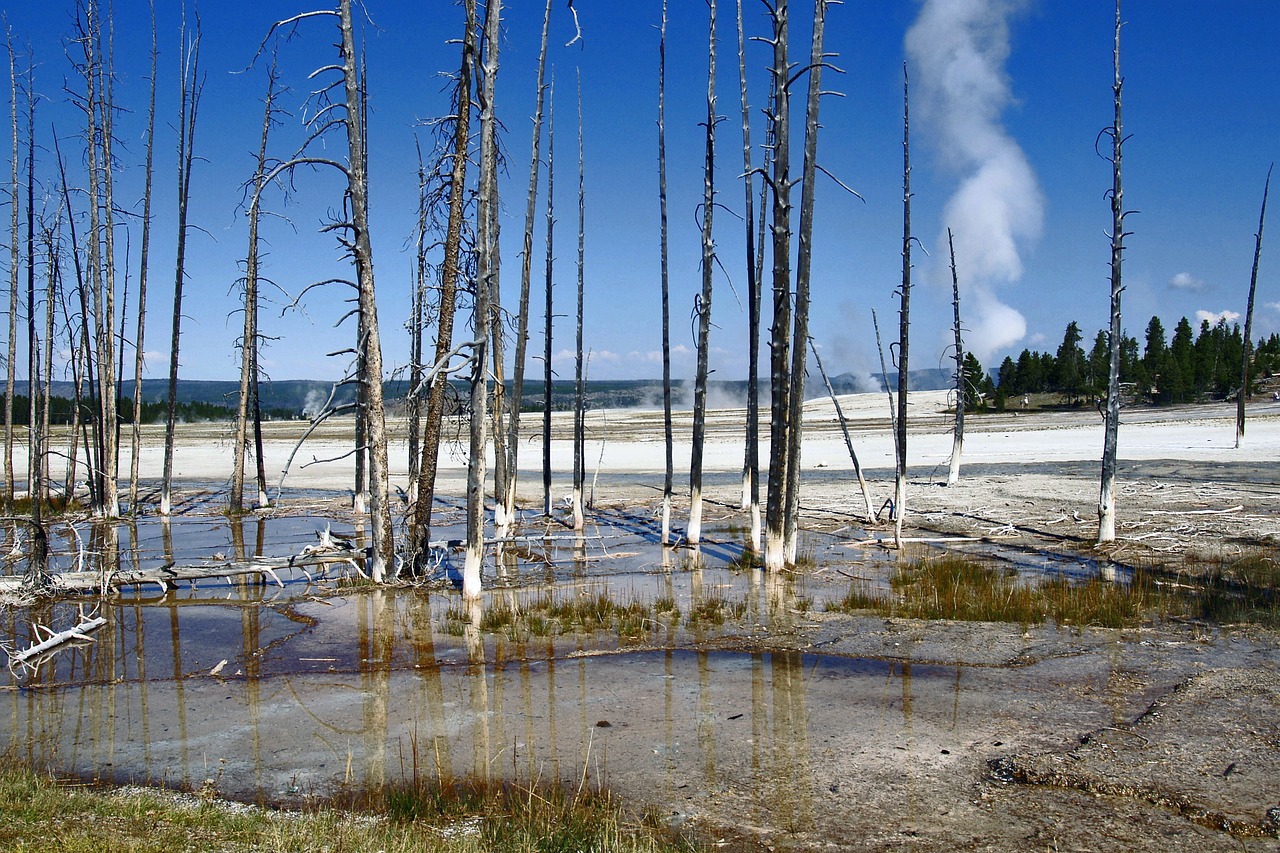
[443,589,676,644]
[0,762,697,853]
[826,554,1280,629]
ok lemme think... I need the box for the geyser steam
[905,0,1043,362]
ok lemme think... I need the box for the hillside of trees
[982,316,1280,410]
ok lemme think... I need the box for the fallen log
[0,550,365,597]
[6,614,107,677]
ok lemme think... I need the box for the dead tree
[504,0,554,533]
[254,0,396,579]
[947,228,964,486]
[542,74,556,517]
[810,338,872,519]
[464,0,503,598]
[23,49,38,518]
[161,9,202,517]
[894,64,912,548]
[763,0,793,571]
[657,0,674,545]
[5,28,18,507]
[96,0,120,516]
[481,0,510,538]
[409,0,476,565]
[782,0,831,563]
[1236,165,1270,448]
[1097,1,1129,545]
[688,0,718,546]
[231,55,281,513]
[735,0,761,553]
[128,0,158,514]
[571,71,586,531]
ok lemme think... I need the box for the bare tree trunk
[406,144,426,502]
[24,54,39,520]
[947,228,965,486]
[486,23,509,536]
[782,0,829,563]
[409,0,475,564]
[688,0,718,546]
[894,65,912,548]
[129,0,158,514]
[736,0,761,554]
[542,74,556,518]
[41,226,55,500]
[810,338,872,520]
[763,0,792,572]
[506,0,554,531]
[464,0,502,598]
[97,1,120,517]
[1236,165,1270,447]
[53,135,91,504]
[5,31,18,508]
[657,0,674,546]
[338,0,393,580]
[161,11,201,518]
[232,57,278,513]
[571,71,586,531]
[1097,1,1128,544]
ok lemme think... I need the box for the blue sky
[3,1,1278,385]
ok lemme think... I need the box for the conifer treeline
[986,315,1280,408]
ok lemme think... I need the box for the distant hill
[42,368,953,418]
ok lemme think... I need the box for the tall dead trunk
[5,30,18,508]
[129,0,157,514]
[688,0,718,546]
[232,57,278,513]
[161,11,201,518]
[96,0,120,517]
[506,0,554,531]
[464,0,502,598]
[484,9,509,537]
[736,0,761,554]
[571,71,586,531]
[1236,165,1270,447]
[894,65,912,548]
[763,0,793,572]
[542,74,556,518]
[338,0,394,580]
[406,142,426,501]
[24,53,39,519]
[657,0,674,545]
[1097,1,1127,544]
[409,0,475,564]
[947,228,964,486]
[782,0,829,563]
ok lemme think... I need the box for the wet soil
[1,506,1276,851]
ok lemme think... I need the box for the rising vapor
[905,0,1043,361]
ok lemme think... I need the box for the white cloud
[1195,309,1240,327]
[1266,301,1280,313]
[1169,272,1209,292]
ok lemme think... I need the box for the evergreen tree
[1087,330,1109,398]
[1054,321,1086,403]
[1169,317,1195,403]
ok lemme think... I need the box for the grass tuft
[0,762,696,853]
[826,554,1279,629]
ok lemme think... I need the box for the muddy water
[9,509,1271,849]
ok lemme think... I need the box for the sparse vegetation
[443,588,678,644]
[0,762,695,853]
[827,554,1280,629]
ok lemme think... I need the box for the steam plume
[905,0,1043,362]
